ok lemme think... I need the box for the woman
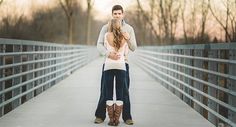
[103,18,129,126]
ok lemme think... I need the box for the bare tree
[149,0,155,44]
[137,6,146,44]
[159,0,180,44]
[0,13,26,39]
[208,0,236,42]
[85,0,94,45]
[227,0,236,41]
[180,0,209,44]
[159,0,169,42]
[59,0,76,44]
[180,0,188,43]
[135,0,181,45]
[188,0,198,43]
[169,0,180,43]
[136,0,160,43]
[199,0,209,43]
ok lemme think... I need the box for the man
[95,5,137,125]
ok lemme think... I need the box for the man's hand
[108,51,120,60]
[123,32,130,40]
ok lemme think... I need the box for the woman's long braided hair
[108,19,124,51]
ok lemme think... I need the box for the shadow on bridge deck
[0,57,214,127]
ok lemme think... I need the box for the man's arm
[127,27,137,52]
[97,25,109,56]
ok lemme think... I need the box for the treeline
[0,2,103,45]
[125,0,236,45]
[0,0,235,46]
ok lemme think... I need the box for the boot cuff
[106,100,114,106]
[115,100,123,106]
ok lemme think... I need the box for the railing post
[0,44,4,117]
[218,49,228,126]
[208,48,218,125]
[160,48,166,88]
[193,46,203,115]
[12,44,21,109]
[171,48,176,94]
[183,48,191,105]
[175,48,182,98]
[228,48,236,126]
[166,48,170,89]
[202,47,209,118]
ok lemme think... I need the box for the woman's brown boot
[106,101,115,126]
[114,101,123,126]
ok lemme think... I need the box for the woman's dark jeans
[104,69,126,101]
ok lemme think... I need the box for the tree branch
[208,0,232,42]
[0,0,3,5]
[59,0,70,19]
[136,0,159,41]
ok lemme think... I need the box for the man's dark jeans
[95,63,132,121]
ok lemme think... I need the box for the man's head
[112,5,124,20]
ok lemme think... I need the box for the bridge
[0,38,235,127]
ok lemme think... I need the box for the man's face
[112,10,124,20]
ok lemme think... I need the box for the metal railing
[0,38,98,117]
[132,43,236,127]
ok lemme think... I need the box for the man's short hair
[112,5,123,13]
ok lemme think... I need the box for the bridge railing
[0,38,98,117]
[132,43,236,127]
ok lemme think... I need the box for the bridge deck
[0,57,214,127]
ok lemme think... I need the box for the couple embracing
[94,5,137,126]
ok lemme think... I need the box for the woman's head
[108,19,121,32]
[108,19,123,51]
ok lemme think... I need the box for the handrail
[132,43,236,127]
[0,38,98,117]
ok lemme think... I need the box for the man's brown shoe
[125,119,134,125]
[94,117,104,124]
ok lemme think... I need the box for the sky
[0,0,138,21]
[0,0,56,20]
[90,0,136,20]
